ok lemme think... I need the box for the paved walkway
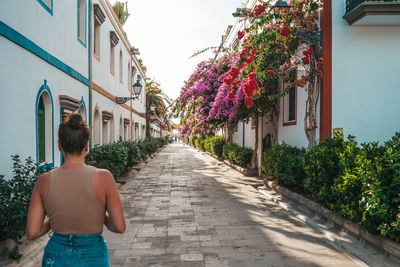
[102,143,384,267]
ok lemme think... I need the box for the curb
[262,177,400,262]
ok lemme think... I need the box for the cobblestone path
[102,143,371,267]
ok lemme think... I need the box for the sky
[109,0,245,100]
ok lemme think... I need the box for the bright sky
[109,0,244,100]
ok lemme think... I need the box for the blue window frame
[77,0,87,47]
[37,0,53,16]
[35,80,55,169]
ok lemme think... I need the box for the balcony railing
[346,0,400,13]
[344,0,400,25]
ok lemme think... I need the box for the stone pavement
[102,143,391,267]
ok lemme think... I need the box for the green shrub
[303,136,345,207]
[223,142,253,168]
[209,136,225,157]
[85,142,129,177]
[195,138,205,151]
[191,136,198,146]
[122,141,143,166]
[0,156,48,241]
[262,143,306,187]
[359,133,400,239]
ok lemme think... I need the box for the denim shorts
[42,232,110,267]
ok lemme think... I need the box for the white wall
[0,0,89,77]
[0,38,89,178]
[332,1,400,143]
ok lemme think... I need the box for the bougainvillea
[175,0,324,153]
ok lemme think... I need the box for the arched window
[119,117,123,140]
[93,109,100,145]
[110,115,115,143]
[35,81,54,166]
[131,120,135,140]
[102,120,108,145]
[119,50,123,83]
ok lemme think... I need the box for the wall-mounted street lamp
[116,75,143,104]
[271,0,322,46]
[150,103,156,112]
[270,0,291,18]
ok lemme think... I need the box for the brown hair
[58,113,90,155]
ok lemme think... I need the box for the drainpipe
[88,0,92,150]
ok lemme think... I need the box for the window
[79,103,86,122]
[93,109,100,145]
[128,63,131,90]
[37,0,53,15]
[119,50,123,83]
[37,97,46,163]
[77,0,86,46]
[110,44,115,75]
[94,23,100,58]
[110,116,115,143]
[36,83,54,166]
[283,69,297,126]
[119,117,123,140]
[93,3,105,58]
[102,121,108,144]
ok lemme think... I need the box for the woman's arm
[26,173,51,240]
[100,170,126,234]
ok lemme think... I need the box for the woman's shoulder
[91,167,115,183]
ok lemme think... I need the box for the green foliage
[85,142,129,178]
[262,132,400,241]
[262,143,306,187]
[360,133,400,239]
[112,1,130,25]
[86,137,166,178]
[303,136,344,207]
[0,156,49,241]
[208,136,226,157]
[223,142,253,168]
[195,138,205,151]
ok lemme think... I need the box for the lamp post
[116,75,143,104]
[270,0,291,18]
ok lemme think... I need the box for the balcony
[343,0,400,25]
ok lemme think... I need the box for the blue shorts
[42,232,110,267]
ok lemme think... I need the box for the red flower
[224,76,233,85]
[267,70,276,76]
[240,49,247,60]
[249,72,257,80]
[280,27,290,37]
[303,48,314,56]
[229,67,240,79]
[317,61,325,67]
[284,76,289,81]
[246,56,254,65]
[303,57,310,65]
[228,91,235,100]
[237,30,245,40]
[245,98,254,108]
[231,80,240,89]
[253,4,265,17]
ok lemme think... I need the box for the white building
[0,0,149,178]
[221,0,400,173]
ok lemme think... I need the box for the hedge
[262,133,400,241]
[0,156,49,244]
[86,136,166,177]
[223,142,253,168]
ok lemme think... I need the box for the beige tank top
[44,165,105,235]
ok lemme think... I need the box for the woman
[26,113,125,266]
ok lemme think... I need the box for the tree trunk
[251,117,259,169]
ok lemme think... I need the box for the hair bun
[67,113,83,129]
